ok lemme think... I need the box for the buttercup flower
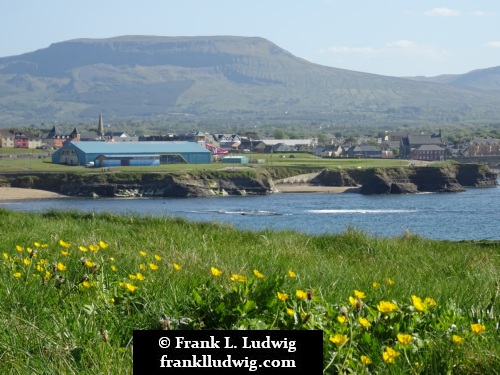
[139,251,147,257]
[59,240,71,249]
[89,245,99,253]
[230,274,247,282]
[126,283,138,292]
[136,273,145,281]
[99,241,108,249]
[149,263,159,270]
[296,290,308,300]
[359,317,371,328]
[412,295,427,312]
[34,242,41,248]
[382,347,400,364]
[425,297,437,307]
[372,282,380,289]
[129,274,137,280]
[452,335,465,344]
[354,290,366,299]
[13,272,22,278]
[23,259,31,266]
[211,267,222,276]
[61,251,69,257]
[386,278,394,286]
[253,269,264,278]
[85,260,94,268]
[337,315,347,324]
[154,254,162,261]
[349,296,357,307]
[377,300,398,313]
[397,333,413,345]
[173,263,182,271]
[329,334,348,346]
[139,263,147,271]
[110,265,117,272]
[471,323,486,334]
[57,262,67,271]
[277,292,288,302]
[288,270,296,278]
[361,355,372,365]
[79,246,88,252]
[16,245,23,252]
[82,281,92,288]
[286,308,294,316]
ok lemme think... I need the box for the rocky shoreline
[0,164,497,199]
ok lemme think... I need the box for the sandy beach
[0,187,66,200]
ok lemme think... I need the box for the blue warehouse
[52,141,212,167]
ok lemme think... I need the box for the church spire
[97,112,104,136]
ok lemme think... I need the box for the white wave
[306,209,417,214]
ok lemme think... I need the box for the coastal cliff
[0,163,497,197]
[312,164,497,194]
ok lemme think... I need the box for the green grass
[0,209,499,374]
[0,151,409,174]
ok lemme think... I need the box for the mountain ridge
[1,35,499,126]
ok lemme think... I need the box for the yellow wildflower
[253,269,264,278]
[129,274,137,280]
[57,262,67,271]
[377,300,398,313]
[211,267,222,276]
[3,253,8,259]
[382,347,400,364]
[337,315,347,324]
[82,281,92,288]
[13,272,22,278]
[471,323,486,334]
[45,271,52,278]
[89,245,99,252]
[99,241,108,249]
[16,245,23,252]
[111,265,117,272]
[38,259,47,265]
[452,335,465,344]
[230,274,247,282]
[372,281,380,289]
[136,273,145,281]
[23,259,31,266]
[329,334,348,346]
[36,264,43,272]
[173,263,182,271]
[40,244,48,248]
[286,308,294,316]
[79,246,88,252]
[126,283,138,292]
[359,317,371,328]
[110,257,115,262]
[386,278,394,285]
[119,282,127,288]
[61,251,69,256]
[425,297,437,307]
[149,263,159,270]
[411,295,427,312]
[59,240,71,248]
[140,251,147,257]
[349,296,357,307]
[288,270,296,278]
[277,292,288,302]
[85,260,94,268]
[397,333,413,345]
[361,355,372,365]
[296,290,308,300]
[354,290,366,299]
[139,263,147,271]
[154,254,162,261]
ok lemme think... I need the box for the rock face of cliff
[4,170,276,198]
[312,164,497,195]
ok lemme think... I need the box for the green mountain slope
[1,35,500,126]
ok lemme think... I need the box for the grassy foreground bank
[0,209,499,374]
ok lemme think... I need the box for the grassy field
[0,150,409,174]
[0,209,498,374]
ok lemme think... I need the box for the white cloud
[424,7,461,17]
[487,41,500,48]
[321,40,448,62]
[471,10,488,16]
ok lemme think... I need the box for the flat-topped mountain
[1,35,500,126]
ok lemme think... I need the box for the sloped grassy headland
[0,209,499,374]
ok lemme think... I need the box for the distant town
[1,114,499,168]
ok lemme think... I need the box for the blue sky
[1,0,499,77]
